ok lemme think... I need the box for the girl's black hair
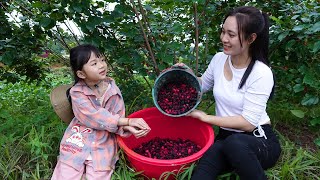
[223,6,275,98]
[69,44,103,84]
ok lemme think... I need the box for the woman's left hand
[187,109,208,122]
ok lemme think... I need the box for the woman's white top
[201,52,273,136]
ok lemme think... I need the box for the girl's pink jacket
[58,78,131,171]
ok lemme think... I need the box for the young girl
[188,6,281,180]
[51,44,151,180]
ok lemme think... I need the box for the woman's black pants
[191,125,281,180]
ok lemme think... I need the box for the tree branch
[137,0,151,34]
[53,26,70,51]
[143,76,152,93]
[204,31,209,64]
[193,2,199,75]
[199,0,210,18]
[63,21,80,45]
[46,47,68,63]
[130,0,159,75]
[1,3,20,25]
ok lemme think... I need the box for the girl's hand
[125,126,150,138]
[187,109,208,122]
[128,118,151,131]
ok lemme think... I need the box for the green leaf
[298,65,308,73]
[117,54,131,63]
[170,23,183,34]
[301,17,311,23]
[195,0,206,3]
[32,1,43,8]
[310,117,320,126]
[50,10,65,21]
[168,42,182,49]
[314,138,320,147]
[301,94,319,106]
[39,17,55,29]
[285,39,296,49]
[39,17,52,28]
[86,16,102,31]
[270,16,283,25]
[102,16,113,24]
[308,21,320,33]
[293,84,304,93]
[1,52,14,66]
[312,41,320,53]
[290,110,305,118]
[0,109,11,119]
[73,6,82,13]
[292,25,306,32]
[303,72,315,86]
[277,31,289,41]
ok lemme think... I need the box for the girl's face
[77,52,107,84]
[220,16,250,56]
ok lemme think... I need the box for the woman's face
[220,16,250,56]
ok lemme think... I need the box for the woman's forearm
[202,115,255,132]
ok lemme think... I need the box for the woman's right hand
[161,63,191,73]
[172,63,187,68]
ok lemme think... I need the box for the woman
[189,6,281,180]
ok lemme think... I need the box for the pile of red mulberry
[133,137,201,160]
[157,82,198,115]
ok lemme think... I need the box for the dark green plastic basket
[152,66,202,117]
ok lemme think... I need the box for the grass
[265,133,320,180]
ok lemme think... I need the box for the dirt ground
[275,123,319,152]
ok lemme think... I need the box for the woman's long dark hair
[223,6,275,98]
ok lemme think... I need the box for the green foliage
[263,0,320,128]
[0,2,48,82]
[0,0,320,179]
[0,80,67,179]
[115,74,154,115]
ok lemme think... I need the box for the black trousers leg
[191,125,281,180]
[191,140,230,179]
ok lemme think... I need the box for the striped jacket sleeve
[71,90,120,132]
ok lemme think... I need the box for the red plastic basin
[117,107,214,179]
